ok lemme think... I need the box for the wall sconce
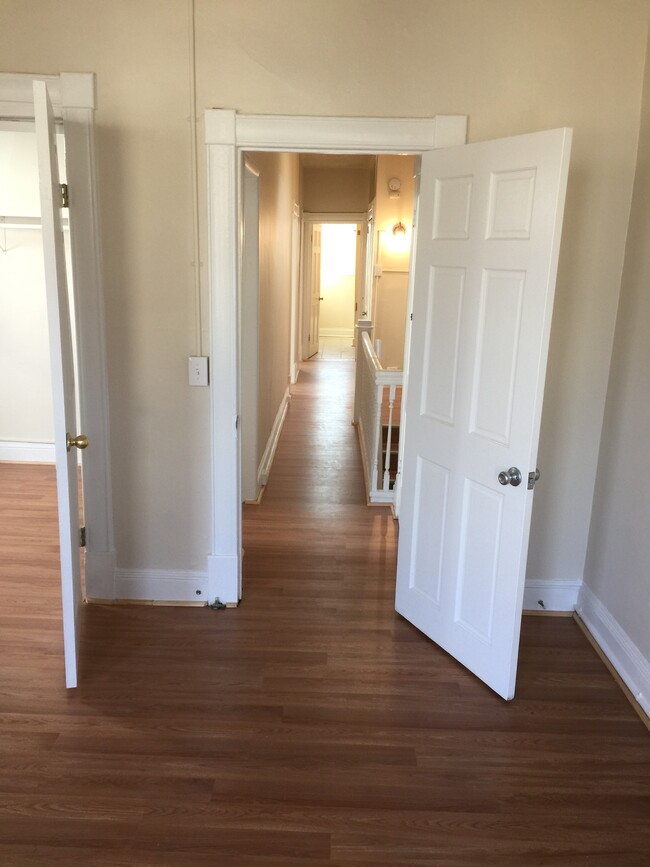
[392,221,407,236]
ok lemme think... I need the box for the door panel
[34,80,83,688]
[396,128,572,700]
[308,224,321,358]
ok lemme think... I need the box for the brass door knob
[66,433,89,452]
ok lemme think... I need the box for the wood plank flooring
[0,359,648,864]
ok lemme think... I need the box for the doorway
[303,221,361,361]
[204,111,467,605]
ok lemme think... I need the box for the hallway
[0,361,648,863]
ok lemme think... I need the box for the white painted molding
[205,112,468,153]
[113,568,208,603]
[59,73,96,110]
[206,141,240,608]
[523,579,581,612]
[258,388,291,486]
[577,584,650,717]
[302,212,367,223]
[204,108,236,145]
[208,554,239,606]
[84,549,116,599]
[0,72,95,118]
[0,440,55,462]
[319,328,354,338]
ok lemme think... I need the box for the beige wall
[372,155,415,369]
[252,151,300,465]
[583,29,650,659]
[302,167,372,213]
[2,0,649,591]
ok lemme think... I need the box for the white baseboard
[523,579,581,612]
[258,388,290,486]
[114,568,208,603]
[577,584,650,717]
[319,327,354,338]
[0,440,55,462]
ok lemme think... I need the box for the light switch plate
[188,356,209,387]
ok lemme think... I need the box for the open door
[308,224,322,358]
[34,80,86,688]
[396,128,572,700]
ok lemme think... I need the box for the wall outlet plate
[188,356,209,387]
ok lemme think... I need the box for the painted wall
[582,27,650,663]
[302,167,372,213]
[2,0,649,594]
[319,223,357,336]
[252,151,300,467]
[372,155,415,369]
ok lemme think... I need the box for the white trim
[522,579,581,612]
[84,550,116,599]
[0,440,55,462]
[319,327,354,338]
[113,568,208,603]
[241,162,260,503]
[205,113,467,152]
[577,584,650,717]
[302,212,367,223]
[289,202,302,385]
[0,72,95,118]
[258,388,291,486]
[205,111,468,605]
[208,554,239,606]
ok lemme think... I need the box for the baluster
[382,384,396,491]
[372,380,383,493]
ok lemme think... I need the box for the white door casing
[240,159,260,503]
[289,202,301,383]
[34,80,84,688]
[395,129,572,700]
[204,111,468,605]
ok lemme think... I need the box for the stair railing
[353,321,403,504]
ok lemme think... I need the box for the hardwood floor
[0,360,648,864]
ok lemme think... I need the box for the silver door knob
[498,467,522,487]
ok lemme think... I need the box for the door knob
[67,433,89,452]
[498,466,522,487]
[319,296,324,300]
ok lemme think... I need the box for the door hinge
[60,183,69,208]
[528,468,541,490]
[79,526,86,548]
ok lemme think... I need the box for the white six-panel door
[34,80,84,688]
[395,128,572,700]
[308,224,322,358]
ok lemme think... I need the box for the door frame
[204,111,468,604]
[240,158,260,503]
[300,213,366,362]
[0,72,115,599]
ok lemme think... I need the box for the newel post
[353,319,373,423]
